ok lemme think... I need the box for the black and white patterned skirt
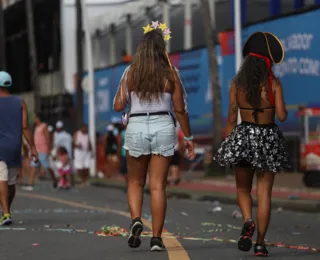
[214,121,291,173]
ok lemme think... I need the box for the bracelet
[184,135,194,141]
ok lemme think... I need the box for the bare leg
[171,165,181,185]
[8,185,16,212]
[47,168,57,185]
[167,167,173,184]
[83,169,89,185]
[256,171,275,244]
[149,155,172,237]
[17,169,22,185]
[77,169,85,186]
[28,166,39,186]
[104,157,111,179]
[70,173,75,187]
[0,181,9,215]
[22,157,30,179]
[126,152,150,219]
[235,166,255,221]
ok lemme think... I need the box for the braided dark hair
[233,55,272,108]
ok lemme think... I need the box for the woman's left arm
[225,83,238,137]
[113,66,131,112]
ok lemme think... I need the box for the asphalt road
[1,183,320,260]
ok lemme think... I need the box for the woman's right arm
[171,70,192,138]
[171,70,195,159]
[274,80,288,122]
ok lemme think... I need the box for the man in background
[0,71,38,225]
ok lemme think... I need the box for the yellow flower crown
[142,21,172,41]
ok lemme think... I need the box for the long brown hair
[130,30,173,102]
[233,55,275,107]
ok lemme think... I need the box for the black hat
[242,32,284,64]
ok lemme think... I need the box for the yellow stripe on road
[18,192,190,260]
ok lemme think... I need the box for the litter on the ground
[232,210,242,219]
[276,207,283,213]
[212,206,222,212]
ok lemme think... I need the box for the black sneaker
[238,219,256,251]
[128,218,143,248]
[150,237,166,252]
[52,182,58,189]
[254,244,269,257]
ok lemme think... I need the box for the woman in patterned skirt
[214,32,290,257]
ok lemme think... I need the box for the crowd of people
[0,22,290,257]
[19,116,92,191]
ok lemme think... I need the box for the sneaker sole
[128,222,143,248]
[255,252,269,257]
[151,245,165,252]
[238,236,253,251]
[1,219,13,226]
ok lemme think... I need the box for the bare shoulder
[229,80,237,93]
[21,99,26,107]
[272,77,282,91]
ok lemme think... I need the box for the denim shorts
[124,115,176,158]
[30,152,50,169]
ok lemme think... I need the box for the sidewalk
[180,172,320,200]
[92,172,320,213]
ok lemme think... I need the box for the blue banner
[178,48,211,135]
[83,68,121,133]
[84,5,320,136]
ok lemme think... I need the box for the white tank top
[113,65,188,114]
[75,130,89,152]
[130,92,171,113]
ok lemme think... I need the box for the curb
[91,181,320,213]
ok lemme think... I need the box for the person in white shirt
[53,121,73,158]
[73,123,91,187]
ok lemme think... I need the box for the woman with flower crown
[113,21,195,251]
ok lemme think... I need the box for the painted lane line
[18,192,190,260]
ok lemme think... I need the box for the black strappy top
[239,52,275,122]
[238,106,275,122]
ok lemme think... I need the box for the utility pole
[76,0,84,127]
[234,0,242,124]
[201,0,223,173]
[0,0,6,70]
[26,0,40,112]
